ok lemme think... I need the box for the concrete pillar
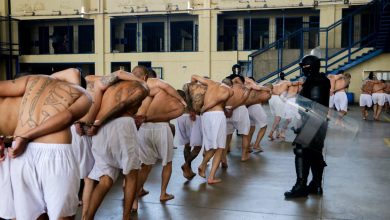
[319,4,347,49]
[198,0,212,77]
[269,16,276,46]
[94,14,105,75]
[303,16,310,49]
[237,17,244,51]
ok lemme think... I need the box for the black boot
[308,159,326,195]
[284,146,310,199]
[284,178,309,198]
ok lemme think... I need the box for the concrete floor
[80,106,390,220]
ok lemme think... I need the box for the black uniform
[284,55,330,198]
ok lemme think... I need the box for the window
[142,22,164,52]
[124,23,137,52]
[309,16,319,49]
[170,21,194,51]
[244,18,269,50]
[111,62,131,72]
[219,19,237,51]
[38,27,50,54]
[78,25,94,53]
[52,26,73,54]
[276,17,303,49]
[138,61,151,68]
[19,22,33,55]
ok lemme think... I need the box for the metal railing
[250,0,385,83]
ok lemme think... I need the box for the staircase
[249,0,390,84]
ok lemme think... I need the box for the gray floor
[81,106,390,220]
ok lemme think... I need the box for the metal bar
[325,30,328,73]
[7,0,12,79]
[348,16,353,62]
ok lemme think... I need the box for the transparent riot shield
[282,95,359,153]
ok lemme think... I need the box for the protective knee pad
[294,147,304,157]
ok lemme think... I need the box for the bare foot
[160,194,174,202]
[132,199,138,213]
[268,133,274,141]
[138,188,149,197]
[221,161,228,169]
[207,178,222,184]
[252,145,264,152]
[241,152,250,161]
[198,166,206,178]
[182,164,195,180]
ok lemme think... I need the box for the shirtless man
[222,75,252,163]
[372,79,387,120]
[71,69,145,217]
[329,72,351,121]
[268,79,293,141]
[0,68,88,220]
[243,77,272,152]
[279,79,304,139]
[192,75,233,184]
[0,74,91,220]
[359,74,375,120]
[176,85,204,180]
[84,66,149,220]
[133,78,185,209]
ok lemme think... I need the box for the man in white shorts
[329,72,351,122]
[279,79,304,140]
[359,74,374,120]
[372,80,387,120]
[84,66,149,219]
[0,74,92,220]
[223,75,253,163]
[134,77,186,209]
[71,69,144,217]
[267,74,293,141]
[243,77,271,152]
[176,88,203,180]
[0,68,87,220]
[191,75,232,184]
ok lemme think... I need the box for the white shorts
[334,91,348,112]
[372,93,386,106]
[359,94,373,107]
[329,95,335,108]
[71,125,94,179]
[227,105,250,135]
[0,150,15,219]
[190,115,203,147]
[247,104,267,128]
[10,143,79,220]
[138,122,174,166]
[89,117,141,182]
[269,95,285,117]
[175,114,192,146]
[387,94,390,103]
[201,111,226,151]
[283,97,300,119]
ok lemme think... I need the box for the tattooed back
[14,75,90,143]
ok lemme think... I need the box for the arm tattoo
[86,80,95,92]
[100,73,119,87]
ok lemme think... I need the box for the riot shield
[282,95,359,152]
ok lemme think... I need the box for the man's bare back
[96,80,149,122]
[286,82,303,98]
[145,90,185,122]
[362,80,374,94]
[0,97,21,136]
[226,84,250,109]
[372,81,386,93]
[13,75,91,144]
[189,75,232,113]
[334,76,350,92]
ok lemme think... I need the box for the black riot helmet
[232,64,241,75]
[299,55,321,77]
